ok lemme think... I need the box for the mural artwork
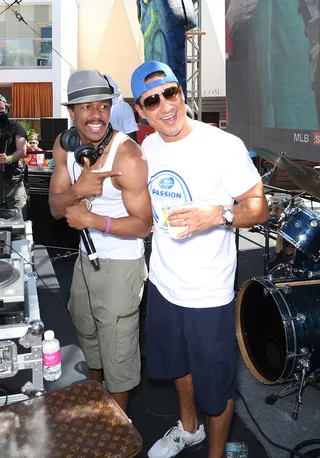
[136,0,197,97]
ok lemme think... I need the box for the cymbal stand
[265,349,320,420]
[263,220,271,275]
[235,228,240,291]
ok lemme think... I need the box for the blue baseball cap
[131,61,179,101]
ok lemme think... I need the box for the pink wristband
[105,215,111,233]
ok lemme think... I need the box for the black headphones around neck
[60,123,114,166]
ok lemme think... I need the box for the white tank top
[67,132,144,260]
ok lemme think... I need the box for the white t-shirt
[143,121,261,308]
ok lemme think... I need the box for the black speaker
[40,118,68,140]
[28,194,79,249]
[27,167,52,195]
[38,139,54,152]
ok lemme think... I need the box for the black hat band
[68,86,113,102]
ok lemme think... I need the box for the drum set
[236,149,320,420]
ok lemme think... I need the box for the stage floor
[48,215,320,458]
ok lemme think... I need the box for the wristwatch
[221,206,234,226]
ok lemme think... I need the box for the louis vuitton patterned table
[0,381,142,458]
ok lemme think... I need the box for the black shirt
[0,119,27,183]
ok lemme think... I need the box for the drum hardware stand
[307,270,320,278]
[262,220,276,275]
[265,348,320,420]
[267,261,293,281]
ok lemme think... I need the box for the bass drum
[236,278,320,384]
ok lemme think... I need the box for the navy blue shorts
[146,281,238,415]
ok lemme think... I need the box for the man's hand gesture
[73,157,122,198]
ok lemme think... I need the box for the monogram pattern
[0,381,142,458]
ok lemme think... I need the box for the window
[37,23,52,65]
[0,4,52,69]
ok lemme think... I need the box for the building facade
[0,0,226,128]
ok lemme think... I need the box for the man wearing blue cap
[131,61,269,458]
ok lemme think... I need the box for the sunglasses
[29,141,37,145]
[140,86,181,111]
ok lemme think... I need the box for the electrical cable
[71,161,98,339]
[10,243,101,342]
[9,243,69,310]
[235,389,316,458]
[290,441,320,458]
[2,0,76,70]
[9,242,97,338]
[0,387,8,406]
[0,0,20,16]
[78,251,98,338]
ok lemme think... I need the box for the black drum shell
[236,278,320,384]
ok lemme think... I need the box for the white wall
[57,0,78,119]
[201,0,226,97]
[78,0,143,98]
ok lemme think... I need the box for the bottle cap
[44,330,54,341]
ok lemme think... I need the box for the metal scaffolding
[185,0,205,121]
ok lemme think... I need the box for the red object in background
[25,148,46,167]
[136,124,156,145]
[225,19,232,59]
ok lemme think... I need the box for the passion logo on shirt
[148,170,192,233]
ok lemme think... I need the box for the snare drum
[279,204,320,262]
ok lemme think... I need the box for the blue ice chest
[224,442,248,457]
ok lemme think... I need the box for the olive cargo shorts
[68,253,147,392]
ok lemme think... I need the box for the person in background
[131,61,269,458]
[49,70,152,413]
[0,95,27,218]
[105,74,139,142]
[25,134,46,167]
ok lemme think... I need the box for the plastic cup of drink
[166,202,188,239]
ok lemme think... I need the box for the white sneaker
[148,420,206,458]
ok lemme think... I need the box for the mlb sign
[313,132,320,145]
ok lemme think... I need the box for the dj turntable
[0,208,25,236]
[0,237,44,405]
[0,258,24,311]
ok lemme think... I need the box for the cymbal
[254,147,320,198]
[287,165,320,199]
[254,147,292,169]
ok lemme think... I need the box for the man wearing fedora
[49,70,152,412]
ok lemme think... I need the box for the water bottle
[42,330,62,381]
[224,442,248,458]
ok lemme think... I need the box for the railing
[0,38,52,69]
